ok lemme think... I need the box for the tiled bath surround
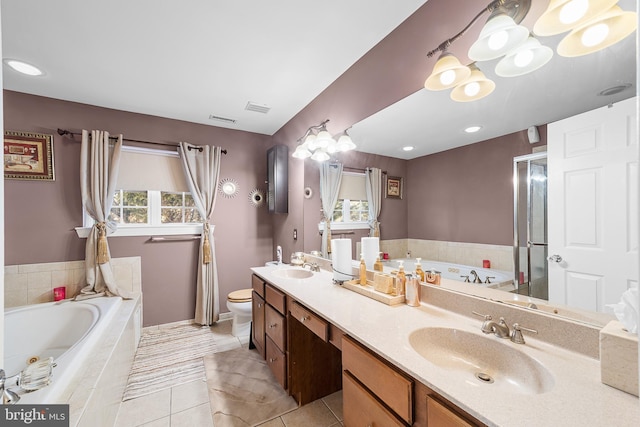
[4,256,142,307]
[373,239,513,272]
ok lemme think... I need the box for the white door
[548,97,638,312]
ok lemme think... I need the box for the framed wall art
[4,131,55,181]
[385,175,403,199]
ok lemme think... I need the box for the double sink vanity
[250,261,639,426]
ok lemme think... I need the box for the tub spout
[1,369,20,405]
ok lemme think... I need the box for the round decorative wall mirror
[249,188,265,207]
[219,178,239,198]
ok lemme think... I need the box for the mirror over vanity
[299,0,638,330]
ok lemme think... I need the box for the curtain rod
[342,165,388,175]
[56,129,228,154]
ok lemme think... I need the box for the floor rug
[204,347,298,426]
[123,323,226,401]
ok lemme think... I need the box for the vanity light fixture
[4,59,43,76]
[423,0,636,101]
[292,119,356,162]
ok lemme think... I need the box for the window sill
[317,221,370,231]
[75,224,203,238]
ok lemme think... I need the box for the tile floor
[115,319,344,427]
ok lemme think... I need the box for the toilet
[226,288,253,337]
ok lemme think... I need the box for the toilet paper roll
[331,238,353,282]
[361,237,380,270]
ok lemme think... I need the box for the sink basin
[408,327,554,395]
[272,268,314,279]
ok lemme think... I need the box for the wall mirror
[303,0,637,327]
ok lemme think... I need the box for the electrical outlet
[293,229,297,240]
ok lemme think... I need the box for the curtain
[78,130,131,299]
[365,167,382,237]
[319,162,343,257]
[179,142,222,326]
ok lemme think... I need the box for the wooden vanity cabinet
[251,275,265,358]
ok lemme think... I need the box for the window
[76,146,203,237]
[320,171,370,231]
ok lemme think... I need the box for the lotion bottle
[405,273,420,307]
[395,260,406,296]
[415,257,425,282]
[374,254,384,272]
[359,253,367,285]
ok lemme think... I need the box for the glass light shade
[424,53,471,90]
[533,0,618,36]
[468,14,530,61]
[557,6,637,57]
[311,149,330,162]
[304,133,318,150]
[326,138,338,154]
[314,129,335,149]
[495,37,554,77]
[336,134,356,152]
[292,143,312,159]
[450,67,495,102]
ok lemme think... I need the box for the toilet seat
[227,288,252,303]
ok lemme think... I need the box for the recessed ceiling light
[598,83,632,96]
[402,146,414,151]
[4,59,43,76]
[465,126,482,133]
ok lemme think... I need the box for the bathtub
[386,258,513,288]
[4,297,123,404]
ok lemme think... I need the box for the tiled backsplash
[4,257,142,308]
[377,239,513,272]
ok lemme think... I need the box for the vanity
[250,263,640,426]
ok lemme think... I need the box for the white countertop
[251,265,640,427]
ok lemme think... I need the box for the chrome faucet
[1,369,20,405]
[469,270,482,284]
[510,323,538,344]
[302,262,320,272]
[472,312,510,338]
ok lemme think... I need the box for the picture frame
[4,131,55,181]
[385,175,403,199]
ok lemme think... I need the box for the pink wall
[3,90,274,326]
[407,127,547,246]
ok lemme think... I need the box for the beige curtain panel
[78,130,132,300]
[365,167,382,237]
[179,142,222,326]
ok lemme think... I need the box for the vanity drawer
[265,304,286,351]
[342,335,413,424]
[266,335,287,390]
[252,274,265,298]
[343,371,405,427]
[426,395,476,427]
[290,301,328,342]
[265,284,286,315]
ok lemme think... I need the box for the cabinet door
[426,395,475,427]
[343,371,405,427]
[252,291,265,358]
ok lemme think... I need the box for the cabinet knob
[300,315,310,322]
[257,303,262,308]
[269,357,277,363]
[269,324,277,328]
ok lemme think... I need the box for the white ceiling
[0,0,427,135]
[1,1,637,160]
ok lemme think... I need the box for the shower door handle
[547,254,563,263]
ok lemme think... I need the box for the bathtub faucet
[469,270,483,284]
[0,369,20,405]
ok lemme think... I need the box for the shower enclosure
[513,152,548,299]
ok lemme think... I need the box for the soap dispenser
[374,253,384,272]
[359,253,367,285]
[394,260,406,296]
[415,258,425,282]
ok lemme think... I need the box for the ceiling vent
[208,114,237,124]
[245,102,271,114]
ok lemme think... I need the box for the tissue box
[600,320,639,396]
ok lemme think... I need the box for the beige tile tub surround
[4,256,142,307]
[600,320,639,396]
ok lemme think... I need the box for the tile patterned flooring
[115,320,343,427]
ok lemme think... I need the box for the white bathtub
[4,297,123,404]
[386,258,513,288]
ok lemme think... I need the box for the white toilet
[226,288,253,337]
